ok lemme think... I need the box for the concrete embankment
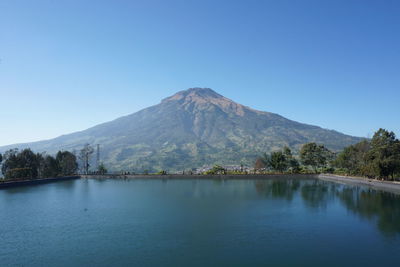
[0,176,81,189]
[318,174,400,194]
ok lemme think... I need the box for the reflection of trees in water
[212,179,223,185]
[337,187,400,236]
[300,181,336,209]
[254,179,300,201]
[58,180,76,189]
[255,179,335,207]
[254,178,400,236]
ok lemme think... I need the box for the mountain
[0,88,363,171]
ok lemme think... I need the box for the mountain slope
[0,88,363,171]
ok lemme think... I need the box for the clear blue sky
[0,0,399,146]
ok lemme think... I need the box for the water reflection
[301,181,334,209]
[255,179,300,201]
[337,187,400,236]
[254,178,400,236]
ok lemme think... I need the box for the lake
[1,177,400,266]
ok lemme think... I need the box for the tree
[1,148,78,180]
[283,146,300,173]
[334,140,370,175]
[2,149,20,178]
[1,148,39,179]
[205,165,226,175]
[269,151,287,172]
[56,151,78,176]
[300,143,333,172]
[79,144,94,174]
[40,155,59,178]
[35,153,45,178]
[97,162,108,175]
[259,147,300,173]
[365,129,400,180]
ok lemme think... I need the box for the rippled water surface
[1,177,400,266]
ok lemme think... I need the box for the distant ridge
[0,88,363,171]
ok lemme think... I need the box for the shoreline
[318,174,400,194]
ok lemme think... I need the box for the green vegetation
[57,151,79,176]
[205,165,227,175]
[255,146,300,173]
[254,128,400,181]
[300,143,334,172]
[334,128,400,180]
[1,148,77,181]
[97,163,108,175]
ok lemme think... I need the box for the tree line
[255,143,333,174]
[0,143,108,181]
[0,149,78,180]
[255,128,400,181]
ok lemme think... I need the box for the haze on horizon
[0,0,399,146]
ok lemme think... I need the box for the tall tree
[1,149,18,178]
[334,140,370,175]
[56,151,78,176]
[79,144,94,174]
[40,155,59,178]
[269,151,287,173]
[283,146,300,173]
[259,147,300,173]
[365,129,400,180]
[97,162,108,175]
[300,143,333,172]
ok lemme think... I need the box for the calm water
[1,177,400,266]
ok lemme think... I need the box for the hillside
[0,88,363,171]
